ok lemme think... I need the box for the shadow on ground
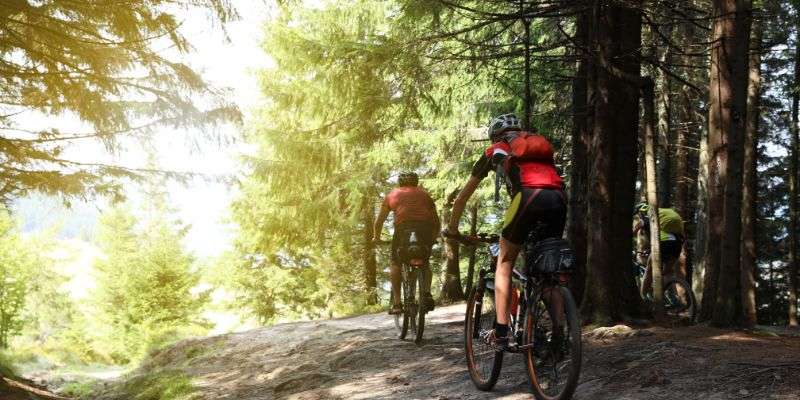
[93,304,800,400]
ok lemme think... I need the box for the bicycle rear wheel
[663,277,696,322]
[524,286,582,400]
[401,270,418,340]
[464,281,503,391]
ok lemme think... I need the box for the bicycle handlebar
[441,230,500,245]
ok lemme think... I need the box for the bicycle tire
[524,286,582,400]
[663,277,696,323]
[399,271,411,340]
[464,282,503,391]
[391,291,403,335]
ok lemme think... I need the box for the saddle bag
[525,238,575,275]
[400,230,430,265]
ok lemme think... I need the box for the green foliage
[61,381,96,399]
[0,0,241,204]
[0,350,18,377]
[227,0,532,323]
[104,370,198,400]
[0,207,57,349]
[92,201,209,363]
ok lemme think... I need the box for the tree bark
[643,82,665,319]
[656,20,674,207]
[703,0,751,326]
[694,122,709,307]
[581,1,644,325]
[521,0,533,130]
[363,195,378,305]
[740,15,761,328]
[790,13,800,327]
[441,190,464,302]
[464,203,479,296]
[568,8,589,307]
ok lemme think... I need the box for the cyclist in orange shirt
[374,172,440,315]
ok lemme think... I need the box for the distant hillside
[10,195,100,240]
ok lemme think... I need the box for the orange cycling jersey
[385,186,437,226]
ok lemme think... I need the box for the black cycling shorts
[391,220,435,264]
[660,239,682,263]
[502,188,566,245]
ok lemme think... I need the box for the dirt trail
[93,304,800,400]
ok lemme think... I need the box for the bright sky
[14,0,274,258]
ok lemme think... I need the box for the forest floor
[86,304,800,400]
[7,304,800,400]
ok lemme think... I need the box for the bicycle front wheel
[464,281,503,391]
[524,286,582,400]
[663,277,696,323]
[414,271,426,344]
[391,291,403,336]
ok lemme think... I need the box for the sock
[494,323,509,337]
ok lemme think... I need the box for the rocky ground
[6,304,800,399]
[88,304,800,400]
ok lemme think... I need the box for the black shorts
[502,188,566,245]
[391,221,435,264]
[660,239,682,263]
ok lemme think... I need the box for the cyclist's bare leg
[420,262,432,294]
[543,287,565,326]
[420,262,434,310]
[495,238,521,326]
[642,262,653,298]
[390,261,402,307]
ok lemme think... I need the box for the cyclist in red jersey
[446,113,566,349]
[374,172,440,315]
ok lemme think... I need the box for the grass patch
[60,381,96,398]
[0,351,18,377]
[114,370,198,400]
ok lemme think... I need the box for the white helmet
[487,113,521,139]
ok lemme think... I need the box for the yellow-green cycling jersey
[652,208,684,242]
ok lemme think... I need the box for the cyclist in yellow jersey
[633,203,685,297]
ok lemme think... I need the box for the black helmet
[398,172,418,187]
[487,113,521,140]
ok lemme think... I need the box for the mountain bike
[445,232,582,400]
[632,250,696,322]
[376,234,432,344]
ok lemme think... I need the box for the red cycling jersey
[483,137,563,189]
[385,186,437,226]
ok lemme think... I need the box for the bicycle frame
[472,240,567,354]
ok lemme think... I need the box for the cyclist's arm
[632,216,642,235]
[373,201,391,241]
[448,154,491,233]
[448,175,481,232]
[432,204,441,236]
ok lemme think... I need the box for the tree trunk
[441,190,464,302]
[656,21,673,207]
[790,14,800,327]
[703,0,751,326]
[363,195,378,305]
[740,16,761,328]
[643,82,665,319]
[521,0,533,130]
[581,1,644,325]
[464,203,479,296]
[568,9,589,307]
[694,122,709,307]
